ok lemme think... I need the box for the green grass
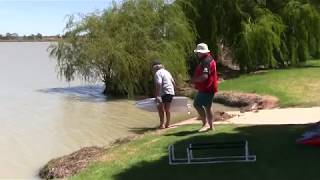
[219,60,320,107]
[71,124,320,180]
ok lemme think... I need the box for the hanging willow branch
[49,0,196,97]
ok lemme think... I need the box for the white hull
[135,96,191,112]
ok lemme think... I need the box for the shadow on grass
[296,65,320,69]
[165,130,199,136]
[128,127,158,134]
[113,124,320,180]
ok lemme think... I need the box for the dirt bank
[39,147,105,179]
[214,91,279,112]
[39,91,278,179]
[38,109,235,179]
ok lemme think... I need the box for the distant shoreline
[0,39,58,42]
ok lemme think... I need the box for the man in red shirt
[192,43,218,132]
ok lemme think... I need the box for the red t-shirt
[193,54,218,93]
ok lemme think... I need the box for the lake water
[0,42,237,179]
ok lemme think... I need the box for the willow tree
[234,10,285,71]
[180,0,320,72]
[178,0,246,54]
[281,1,320,62]
[49,0,195,97]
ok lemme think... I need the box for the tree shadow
[295,65,320,69]
[165,130,199,136]
[112,124,320,180]
[38,85,107,102]
[128,127,158,134]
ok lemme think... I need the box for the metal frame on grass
[168,140,256,165]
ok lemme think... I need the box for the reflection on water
[0,87,160,179]
[0,42,160,179]
[0,42,237,179]
[39,85,107,102]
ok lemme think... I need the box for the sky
[0,0,117,36]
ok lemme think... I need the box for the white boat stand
[168,140,256,165]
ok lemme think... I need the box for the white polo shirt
[154,68,175,96]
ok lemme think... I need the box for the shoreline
[38,91,279,179]
[37,111,231,179]
[38,106,320,179]
[0,40,58,42]
[38,115,200,179]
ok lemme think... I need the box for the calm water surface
[0,42,237,179]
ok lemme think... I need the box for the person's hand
[155,96,162,103]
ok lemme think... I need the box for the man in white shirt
[152,60,175,129]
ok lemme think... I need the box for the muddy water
[0,42,236,179]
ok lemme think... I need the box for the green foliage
[181,0,320,72]
[49,0,195,97]
[178,0,246,53]
[234,10,285,71]
[282,1,320,61]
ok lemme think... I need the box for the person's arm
[192,74,208,83]
[154,72,162,103]
[155,82,161,100]
[191,60,210,83]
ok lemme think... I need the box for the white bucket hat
[194,43,210,53]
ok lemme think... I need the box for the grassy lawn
[71,124,320,180]
[219,60,320,107]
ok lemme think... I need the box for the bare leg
[157,102,165,128]
[164,102,171,128]
[204,104,214,129]
[195,106,207,126]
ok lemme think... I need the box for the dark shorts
[193,92,214,107]
[161,94,174,103]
